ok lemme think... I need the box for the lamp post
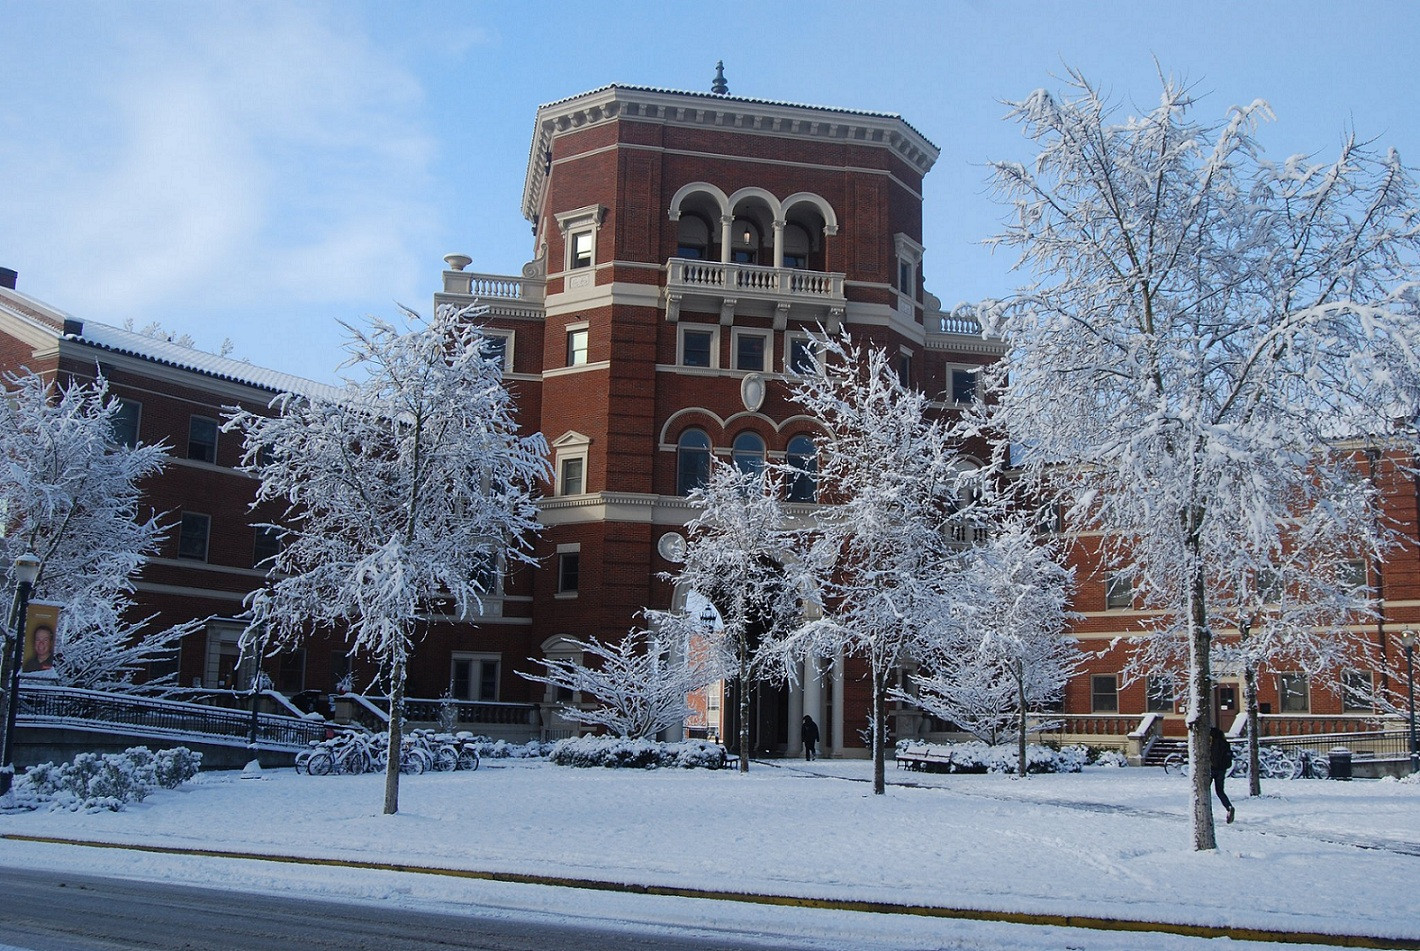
[1402,630,1418,775]
[2,552,42,797]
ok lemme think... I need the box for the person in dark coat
[801,715,820,761]
[1210,726,1235,824]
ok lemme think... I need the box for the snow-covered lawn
[3,758,1417,950]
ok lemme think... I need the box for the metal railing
[345,695,542,730]
[16,683,329,751]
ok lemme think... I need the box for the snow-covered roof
[0,286,344,402]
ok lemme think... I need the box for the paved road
[0,866,814,951]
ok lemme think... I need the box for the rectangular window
[558,551,580,595]
[682,329,713,368]
[481,332,510,372]
[560,457,585,496]
[252,526,282,568]
[898,352,912,387]
[1341,559,1370,593]
[1342,669,1374,712]
[1146,675,1176,713]
[1278,673,1310,713]
[951,369,976,404]
[788,336,818,375]
[451,654,500,701]
[735,332,767,372]
[188,416,218,463]
[1105,572,1134,610]
[111,399,140,448]
[570,230,594,269]
[178,512,210,561]
[1091,674,1118,713]
[899,260,913,296]
[566,328,589,367]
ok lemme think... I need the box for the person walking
[801,715,820,761]
[1210,725,1235,824]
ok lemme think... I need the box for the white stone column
[787,666,804,757]
[831,649,846,756]
[719,215,734,264]
[802,653,822,757]
[771,219,785,269]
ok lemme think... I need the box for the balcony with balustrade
[435,255,546,323]
[665,258,846,330]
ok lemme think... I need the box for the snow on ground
[2,758,1417,950]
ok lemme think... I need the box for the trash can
[1328,748,1352,781]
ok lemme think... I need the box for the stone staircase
[1142,737,1187,767]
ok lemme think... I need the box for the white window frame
[555,204,606,273]
[1091,674,1119,713]
[893,233,924,302]
[785,332,822,376]
[566,322,590,367]
[480,329,514,374]
[1105,572,1133,610]
[540,636,585,704]
[947,365,978,405]
[897,346,914,387]
[1278,672,1311,713]
[188,415,219,464]
[679,325,719,369]
[178,512,211,562]
[732,328,771,373]
[556,542,581,598]
[450,652,502,702]
[552,431,591,497]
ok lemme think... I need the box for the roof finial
[711,61,729,96]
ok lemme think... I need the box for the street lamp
[1402,630,1418,775]
[2,552,42,797]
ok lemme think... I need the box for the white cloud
[1,3,440,351]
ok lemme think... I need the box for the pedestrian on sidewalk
[801,715,820,761]
[1210,726,1235,824]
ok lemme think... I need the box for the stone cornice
[523,85,940,223]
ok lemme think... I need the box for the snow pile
[896,739,1089,773]
[8,746,201,812]
[549,736,728,769]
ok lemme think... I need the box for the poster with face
[21,602,62,675]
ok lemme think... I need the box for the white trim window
[451,652,501,702]
[479,329,514,374]
[732,328,770,373]
[557,543,581,597]
[785,332,821,376]
[555,204,606,273]
[948,367,977,405]
[552,431,591,496]
[893,233,924,302]
[188,415,218,463]
[566,323,590,367]
[679,325,717,369]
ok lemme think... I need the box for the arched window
[731,432,765,477]
[730,219,760,264]
[676,214,711,260]
[782,223,812,269]
[677,429,712,496]
[785,435,816,502]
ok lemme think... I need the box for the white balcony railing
[667,259,845,302]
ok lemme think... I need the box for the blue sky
[3,1,1417,383]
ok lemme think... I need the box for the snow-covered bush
[894,739,1087,774]
[454,735,553,759]
[1091,750,1129,768]
[9,746,202,812]
[549,735,728,770]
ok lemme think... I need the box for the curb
[4,832,1416,949]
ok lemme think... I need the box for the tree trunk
[1017,668,1028,779]
[872,668,886,795]
[1186,520,1218,851]
[1244,663,1261,797]
[738,661,751,774]
[383,654,405,815]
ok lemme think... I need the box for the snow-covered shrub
[894,739,1085,774]
[549,735,728,770]
[9,746,202,812]
[448,734,552,759]
[1092,750,1129,768]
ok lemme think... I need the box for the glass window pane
[677,430,711,496]
[683,330,712,368]
[561,457,584,496]
[1091,675,1118,713]
[188,416,218,463]
[736,334,765,372]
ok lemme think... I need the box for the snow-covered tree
[665,460,805,772]
[908,516,1078,777]
[227,305,549,815]
[1206,474,1376,795]
[772,333,980,795]
[0,369,193,691]
[520,627,715,740]
[975,69,1420,848]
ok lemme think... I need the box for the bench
[895,745,954,773]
